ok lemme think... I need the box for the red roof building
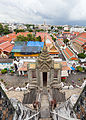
[71,32,86,53]
[0,32,30,54]
[62,47,78,61]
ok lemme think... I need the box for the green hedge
[78,53,86,59]
[76,66,84,72]
[61,79,65,82]
[1,69,7,74]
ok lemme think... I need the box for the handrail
[28,111,40,120]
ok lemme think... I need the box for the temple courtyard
[0,71,86,89]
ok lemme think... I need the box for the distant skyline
[0,0,86,26]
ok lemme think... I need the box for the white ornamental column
[47,72,50,88]
[22,71,24,75]
[58,70,61,82]
[40,72,43,88]
[19,71,21,75]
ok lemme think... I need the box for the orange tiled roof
[49,52,59,54]
[71,57,78,60]
[57,38,65,47]
[0,32,32,53]
[63,47,78,60]
[73,32,86,46]
[48,44,60,54]
[65,47,74,56]
[63,32,70,34]
[74,40,84,45]
[0,32,31,45]
[77,37,86,43]
[0,41,12,50]
[73,32,80,36]
[57,61,72,70]
[18,62,28,71]
[14,53,39,57]
[60,61,67,66]
[0,32,55,53]
[3,44,14,52]
[62,66,71,70]
[79,32,86,38]
[36,32,53,42]
[63,49,70,59]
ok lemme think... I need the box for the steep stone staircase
[39,88,52,120]
[39,118,52,120]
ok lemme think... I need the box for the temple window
[32,71,36,78]
[0,92,1,98]
[54,70,58,78]
[24,71,27,74]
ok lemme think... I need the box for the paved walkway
[0,74,28,88]
[66,72,86,86]
[40,94,50,118]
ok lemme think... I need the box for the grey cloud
[0,0,86,25]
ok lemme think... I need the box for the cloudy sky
[0,0,86,25]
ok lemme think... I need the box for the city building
[70,26,85,33]
[0,58,13,69]
[62,46,78,61]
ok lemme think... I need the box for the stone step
[40,108,50,118]
[39,118,52,120]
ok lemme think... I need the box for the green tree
[0,24,11,35]
[27,34,32,41]
[64,30,70,32]
[48,30,51,33]
[36,29,44,32]
[76,66,84,72]
[51,26,54,29]
[35,36,41,42]
[57,26,63,30]
[0,23,4,35]
[16,35,28,41]
[78,53,86,59]
[50,35,56,42]
[25,24,30,29]
[54,30,58,32]
[14,29,25,34]
[27,33,35,41]
[63,39,69,45]
[27,29,33,32]
[84,28,86,31]
[1,69,7,74]
[3,25,10,35]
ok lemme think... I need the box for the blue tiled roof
[12,41,43,53]
[27,41,44,48]
[21,46,42,54]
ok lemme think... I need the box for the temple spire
[43,32,47,51]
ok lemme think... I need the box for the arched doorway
[43,72,47,87]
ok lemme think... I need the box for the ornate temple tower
[28,39,62,89]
